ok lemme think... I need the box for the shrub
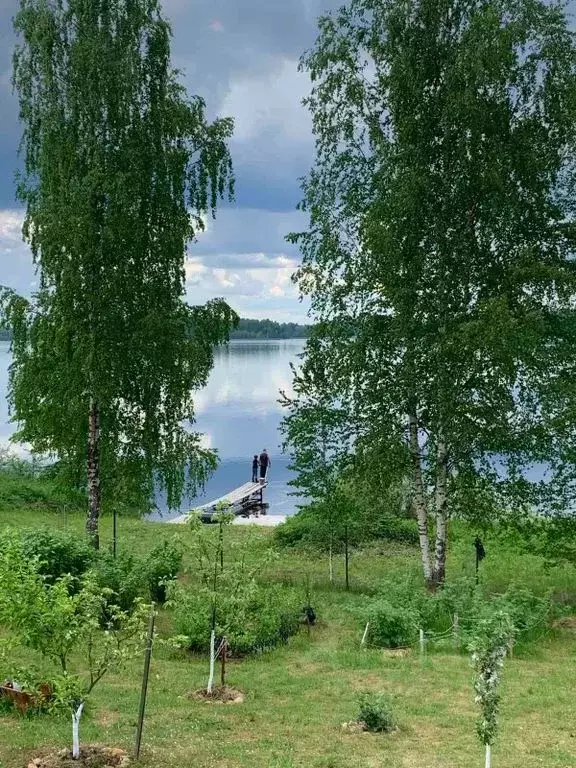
[91,552,146,615]
[12,529,95,585]
[171,580,302,655]
[364,598,418,649]
[357,692,396,732]
[145,537,183,604]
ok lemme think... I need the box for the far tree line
[0,318,310,344]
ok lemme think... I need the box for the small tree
[470,612,515,768]
[172,508,279,690]
[0,532,149,758]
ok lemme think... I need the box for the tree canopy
[3,0,236,546]
[286,0,576,588]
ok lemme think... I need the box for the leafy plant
[470,612,515,767]
[16,528,95,585]
[357,692,396,732]
[0,532,149,756]
[145,537,184,604]
[363,598,418,649]
[170,578,301,656]
[91,551,147,617]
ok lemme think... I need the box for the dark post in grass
[135,607,156,760]
[344,524,350,591]
[220,637,228,687]
[474,536,486,584]
[113,509,117,558]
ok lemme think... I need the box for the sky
[0,0,342,323]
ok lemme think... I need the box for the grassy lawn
[1,506,575,768]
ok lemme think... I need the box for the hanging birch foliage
[288,0,576,589]
[7,0,236,547]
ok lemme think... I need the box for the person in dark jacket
[251,455,259,483]
[259,449,270,483]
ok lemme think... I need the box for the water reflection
[0,339,305,517]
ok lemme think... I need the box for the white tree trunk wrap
[72,701,84,759]
[485,743,491,768]
[328,542,333,583]
[419,628,425,657]
[361,621,370,647]
[207,629,216,693]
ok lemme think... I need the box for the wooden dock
[169,480,268,524]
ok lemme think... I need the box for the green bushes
[171,580,302,655]
[364,598,418,649]
[360,576,553,651]
[17,529,95,585]
[0,527,183,608]
[146,538,184,604]
[357,692,396,732]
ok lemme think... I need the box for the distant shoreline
[0,317,312,343]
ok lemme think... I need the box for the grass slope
[0,507,575,768]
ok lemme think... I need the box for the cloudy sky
[0,0,342,323]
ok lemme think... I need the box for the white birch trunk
[433,433,448,586]
[72,701,84,759]
[207,629,216,693]
[409,413,433,584]
[485,743,491,768]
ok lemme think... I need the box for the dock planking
[169,480,268,524]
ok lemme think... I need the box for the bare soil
[187,685,245,703]
[26,746,130,768]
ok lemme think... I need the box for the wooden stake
[220,637,227,687]
[135,608,155,760]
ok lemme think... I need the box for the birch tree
[289,0,576,589]
[5,0,235,547]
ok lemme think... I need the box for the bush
[171,580,302,655]
[145,537,183,604]
[357,692,396,732]
[364,598,418,649]
[91,552,146,616]
[14,529,95,585]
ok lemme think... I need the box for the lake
[0,339,305,519]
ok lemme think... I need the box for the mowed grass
[1,506,575,768]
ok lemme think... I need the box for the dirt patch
[341,720,400,735]
[95,709,121,728]
[187,685,244,704]
[382,648,411,658]
[553,616,576,631]
[26,746,130,768]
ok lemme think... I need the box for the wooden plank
[168,480,267,525]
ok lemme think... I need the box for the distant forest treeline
[0,318,310,343]
[230,318,310,339]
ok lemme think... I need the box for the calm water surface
[0,339,305,517]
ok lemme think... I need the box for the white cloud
[221,58,312,145]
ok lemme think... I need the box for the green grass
[1,505,576,767]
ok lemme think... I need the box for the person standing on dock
[251,454,259,483]
[259,449,270,484]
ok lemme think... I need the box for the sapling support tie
[135,607,156,760]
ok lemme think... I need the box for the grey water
[0,339,306,518]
